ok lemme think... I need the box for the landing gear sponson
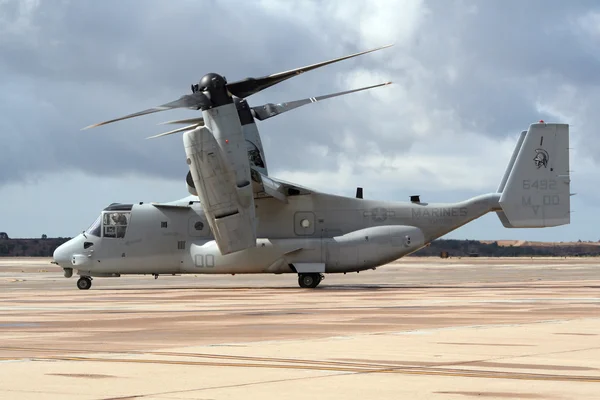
[298,273,323,288]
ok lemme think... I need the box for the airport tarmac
[0,256,599,399]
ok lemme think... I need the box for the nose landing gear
[77,276,92,290]
[298,273,323,288]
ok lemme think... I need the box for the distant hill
[479,239,600,248]
[0,238,71,257]
[411,239,600,257]
[1,237,599,258]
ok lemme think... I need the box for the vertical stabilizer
[497,122,570,228]
[497,130,527,192]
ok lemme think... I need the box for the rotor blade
[158,117,205,126]
[226,44,394,98]
[145,123,202,139]
[82,92,211,130]
[252,81,392,121]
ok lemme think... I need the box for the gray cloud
[0,0,339,185]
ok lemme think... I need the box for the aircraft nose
[53,242,71,267]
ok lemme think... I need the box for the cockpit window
[86,216,102,237]
[102,212,130,239]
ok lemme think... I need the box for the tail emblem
[533,148,549,169]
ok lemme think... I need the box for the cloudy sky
[1,0,598,241]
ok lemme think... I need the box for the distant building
[0,232,8,240]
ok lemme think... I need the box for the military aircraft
[52,45,571,289]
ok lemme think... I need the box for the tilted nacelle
[184,103,257,256]
[185,97,269,197]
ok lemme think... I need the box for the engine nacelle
[184,116,257,255]
[325,225,425,272]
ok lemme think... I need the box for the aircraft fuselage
[54,191,501,280]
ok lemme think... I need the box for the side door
[98,211,130,266]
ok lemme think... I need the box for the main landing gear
[298,273,323,288]
[77,276,92,290]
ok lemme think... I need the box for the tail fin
[497,122,570,228]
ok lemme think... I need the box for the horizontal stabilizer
[495,210,513,228]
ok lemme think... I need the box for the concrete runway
[1,256,599,399]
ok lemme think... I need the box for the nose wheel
[298,273,323,288]
[77,277,92,290]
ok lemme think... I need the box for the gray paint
[54,190,499,277]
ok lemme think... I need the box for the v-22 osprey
[52,45,572,289]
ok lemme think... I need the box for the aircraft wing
[151,203,193,210]
[150,195,198,209]
[250,167,313,203]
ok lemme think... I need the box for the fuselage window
[103,212,130,239]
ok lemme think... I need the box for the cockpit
[85,203,132,239]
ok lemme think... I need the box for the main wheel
[77,277,92,290]
[298,273,322,288]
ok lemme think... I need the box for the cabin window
[161,221,168,228]
[102,212,130,239]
